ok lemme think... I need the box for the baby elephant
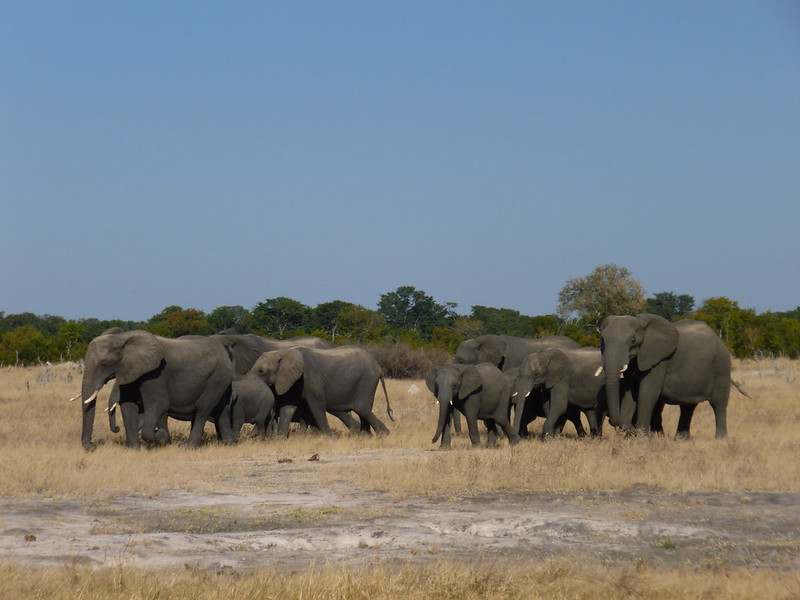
[512,348,606,438]
[427,363,520,449]
[230,372,275,441]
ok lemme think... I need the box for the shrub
[366,342,452,379]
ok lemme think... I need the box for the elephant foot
[81,442,97,452]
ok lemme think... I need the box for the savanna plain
[1,360,799,599]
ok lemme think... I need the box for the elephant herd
[430,314,735,449]
[75,314,735,451]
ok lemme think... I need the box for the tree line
[2,265,798,366]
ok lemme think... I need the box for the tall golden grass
[0,560,798,600]
[1,360,799,598]
[0,360,797,498]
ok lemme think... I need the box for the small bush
[367,342,451,379]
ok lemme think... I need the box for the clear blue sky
[2,2,798,321]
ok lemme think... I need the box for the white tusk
[594,366,603,377]
[512,392,518,397]
[83,390,99,405]
[525,391,531,398]
[435,400,439,405]
[105,402,118,413]
[449,399,453,405]
[620,364,628,373]
[68,393,81,402]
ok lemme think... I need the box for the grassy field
[0,359,798,598]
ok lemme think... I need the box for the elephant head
[211,332,265,375]
[426,364,482,444]
[511,348,571,433]
[252,348,304,396]
[80,330,163,450]
[453,336,507,369]
[599,314,678,427]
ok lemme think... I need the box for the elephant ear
[224,337,263,375]
[476,339,505,369]
[542,348,570,389]
[458,366,483,399]
[425,367,439,396]
[636,314,679,371]
[275,348,304,396]
[117,331,164,385]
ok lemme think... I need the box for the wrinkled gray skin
[211,331,334,376]
[600,314,731,439]
[453,334,580,371]
[230,371,276,441]
[513,348,606,438]
[81,330,234,450]
[251,346,394,437]
[503,368,587,438]
[427,363,520,449]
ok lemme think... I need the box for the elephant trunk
[512,390,528,435]
[431,391,452,444]
[80,363,111,450]
[602,351,627,428]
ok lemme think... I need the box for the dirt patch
[2,448,799,571]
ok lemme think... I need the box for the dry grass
[0,360,798,498]
[0,560,797,600]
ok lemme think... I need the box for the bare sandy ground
[2,449,798,571]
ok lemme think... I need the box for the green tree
[251,297,312,337]
[312,300,356,341]
[336,304,387,343]
[470,305,535,336]
[49,320,87,361]
[208,305,250,333]
[0,325,47,364]
[557,264,646,326]
[644,292,695,321]
[692,297,756,358]
[377,286,453,338]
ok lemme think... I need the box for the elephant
[453,334,580,371]
[503,367,588,438]
[512,348,606,438]
[79,330,235,450]
[251,346,394,437]
[230,371,276,441]
[212,330,334,375]
[599,314,732,439]
[427,363,520,449]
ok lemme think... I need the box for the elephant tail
[731,378,750,399]
[379,375,395,422]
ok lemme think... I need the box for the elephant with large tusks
[453,334,580,371]
[79,330,235,450]
[427,363,520,449]
[512,348,606,438]
[251,346,394,437]
[599,314,732,439]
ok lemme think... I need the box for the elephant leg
[583,409,602,437]
[141,409,169,446]
[231,408,245,442]
[495,415,520,446]
[634,368,667,434]
[358,411,390,435]
[183,416,208,448]
[710,374,730,439]
[451,410,463,435]
[305,401,333,436]
[485,420,498,447]
[465,414,482,447]
[675,404,697,440]
[440,405,453,449]
[278,404,298,436]
[329,410,360,433]
[119,401,141,448]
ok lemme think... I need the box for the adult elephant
[453,334,580,371]
[251,346,394,437]
[427,363,520,449]
[599,314,732,439]
[512,348,606,438]
[79,330,235,450]
[212,330,333,375]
